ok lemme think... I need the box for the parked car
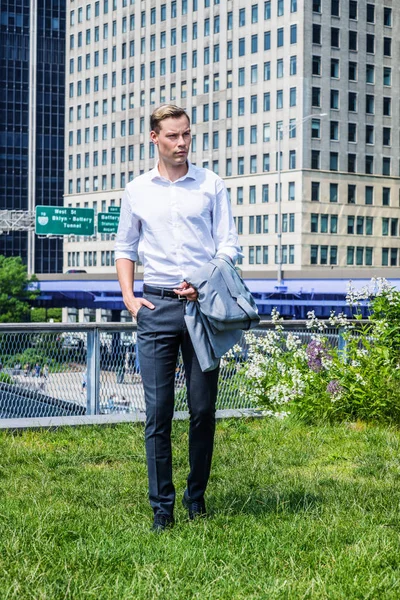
[61,335,85,351]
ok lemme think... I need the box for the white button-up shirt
[114,161,242,287]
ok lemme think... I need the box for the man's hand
[173,281,198,301]
[123,295,155,319]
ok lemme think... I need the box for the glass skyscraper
[0,0,66,273]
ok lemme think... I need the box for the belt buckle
[177,293,186,301]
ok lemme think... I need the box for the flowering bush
[241,279,400,423]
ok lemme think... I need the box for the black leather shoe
[151,514,174,532]
[182,491,206,520]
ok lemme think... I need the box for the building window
[382,158,391,176]
[348,184,356,204]
[311,246,318,265]
[348,123,357,143]
[363,186,373,206]
[312,119,321,139]
[382,188,390,207]
[288,182,295,201]
[383,128,391,147]
[365,155,374,174]
[366,34,374,54]
[311,182,320,202]
[383,97,391,116]
[384,37,392,57]
[330,183,338,203]
[331,27,339,48]
[312,87,320,107]
[330,153,338,171]
[348,154,356,173]
[331,90,339,110]
[313,55,321,75]
[311,151,320,170]
[383,67,392,87]
[313,24,321,44]
[290,55,297,75]
[348,61,357,81]
[349,1,357,19]
[349,31,357,51]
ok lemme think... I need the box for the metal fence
[0,321,348,429]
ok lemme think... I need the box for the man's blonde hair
[150,104,190,133]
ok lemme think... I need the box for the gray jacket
[184,256,260,372]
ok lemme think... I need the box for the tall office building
[64,0,400,276]
[0,0,65,273]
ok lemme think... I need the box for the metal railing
[0,321,349,429]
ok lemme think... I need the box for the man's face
[150,115,191,166]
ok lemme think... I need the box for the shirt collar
[149,160,197,183]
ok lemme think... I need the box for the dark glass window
[366,4,375,23]
[349,1,357,20]
[331,27,340,48]
[312,24,321,44]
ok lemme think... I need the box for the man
[115,104,241,531]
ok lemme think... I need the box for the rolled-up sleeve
[212,179,243,263]
[114,187,140,262]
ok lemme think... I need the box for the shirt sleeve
[114,187,141,262]
[212,178,243,263]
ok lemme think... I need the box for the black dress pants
[136,292,219,518]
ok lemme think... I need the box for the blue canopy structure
[33,274,400,318]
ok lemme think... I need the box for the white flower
[306,310,327,331]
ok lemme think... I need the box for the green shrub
[0,371,13,384]
[243,279,400,424]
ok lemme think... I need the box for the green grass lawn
[1,418,400,599]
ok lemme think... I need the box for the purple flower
[327,380,343,397]
[306,339,331,372]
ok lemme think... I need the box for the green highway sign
[35,206,95,236]
[108,206,121,214]
[98,212,120,234]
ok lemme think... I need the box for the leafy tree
[0,256,39,322]
[31,307,62,322]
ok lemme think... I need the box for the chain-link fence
[0,322,349,427]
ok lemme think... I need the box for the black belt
[143,284,187,300]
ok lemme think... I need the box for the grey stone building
[64,0,400,278]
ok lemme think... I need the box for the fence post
[86,327,100,415]
[338,327,347,362]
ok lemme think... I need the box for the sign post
[35,206,95,236]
